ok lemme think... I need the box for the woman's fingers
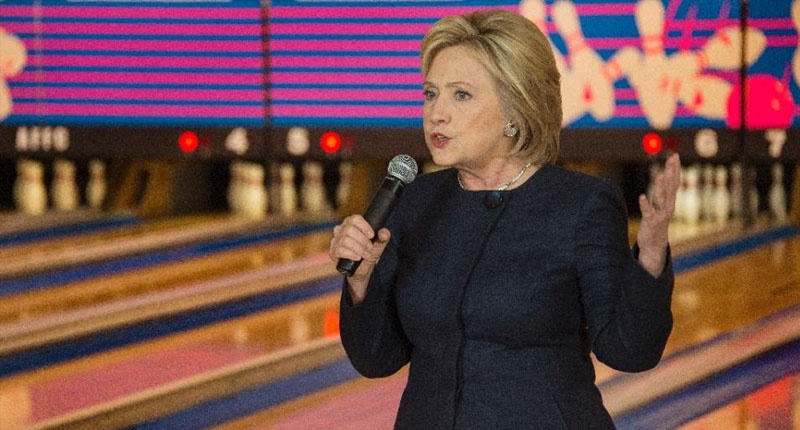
[330,215,377,262]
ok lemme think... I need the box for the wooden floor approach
[0,211,797,430]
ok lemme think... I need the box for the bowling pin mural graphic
[523,0,796,131]
[0,28,27,122]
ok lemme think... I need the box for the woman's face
[422,45,508,172]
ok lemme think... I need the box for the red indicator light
[642,132,662,155]
[320,131,342,154]
[178,131,199,153]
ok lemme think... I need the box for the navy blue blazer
[340,164,674,429]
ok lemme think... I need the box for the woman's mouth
[430,132,449,149]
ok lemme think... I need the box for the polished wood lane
[0,214,263,279]
[0,291,341,429]
[217,229,800,429]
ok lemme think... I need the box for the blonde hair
[420,9,562,164]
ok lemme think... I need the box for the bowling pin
[227,161,243,214]
[277,163,298,216]
[678,75,733,121]
[700,165,715,222]
[239,162,268,220]
[769,164,788,222]
[336,160,353,210]
[86,159,107,210]
[51,158,79,211]
[519,0,567,73]
[301,161,330,216]
[14,159,47,215]
[682,165,702,225]
[729,163,744,219]
[701,26,766,71]
[622,0,678,129]
[711,165,731,224]
[552,0,615,123]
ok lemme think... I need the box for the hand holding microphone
[331,155,418,279]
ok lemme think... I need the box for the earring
[503,121,518,137]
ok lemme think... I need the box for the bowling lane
[0,290,343,429]
[0,225,333,320]
[594,225,800,383]
[0,213,263,279]
[0,226,335,358]
[213,227,800,429]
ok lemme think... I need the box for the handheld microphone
[336,154,418,277]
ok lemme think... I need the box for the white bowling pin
[700,165,715,221]
[51,159,79,211]
[702,26,766,71]
[769,164,788,222]
[14,159,47,215]
[678,75,733,121]
[519,0,567,73]
[278,163,298,216]
[729,163,744,219]
[336,160,353,209]
[301,161,330,215]
[227,161,243,214]
[750,185,760,220]
[552,0,615,123]
[682,166,702,225]
[239,162,268,220]
[86,159,107,210]
[711,165,731,224]
[609,0,679,129]
[673,166,688,223]
[12,159,29,211]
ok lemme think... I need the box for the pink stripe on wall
[271,104,421,118]
[12,87,264,103]
[41,55,264,70]
[42,39,263,53]
[1,5,261,20]
[270,71,421,86]
[39,22,260,37]
[13,103,264,118]
[270,5,516,19]
[271,55,418,69]
[270,88,419,102]
[613,105,645,117]
[765,35,799,48]
[573,4,635,15]
[270,22,431,36]
[14,71,263,86]
[0,22,36,34]
[0,5,35,17]
[269,39,420,52]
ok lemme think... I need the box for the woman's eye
[423,89,436,100]
[455,90,470,101]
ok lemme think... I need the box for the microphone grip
[336,177,405,277]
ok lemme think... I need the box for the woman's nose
[425,99,448,124]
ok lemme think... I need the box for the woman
[329,9,680,429]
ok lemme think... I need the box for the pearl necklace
[457,161,533,191]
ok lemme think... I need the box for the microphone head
[387,154,418,184]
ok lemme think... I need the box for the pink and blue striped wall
[1,0,798,129]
